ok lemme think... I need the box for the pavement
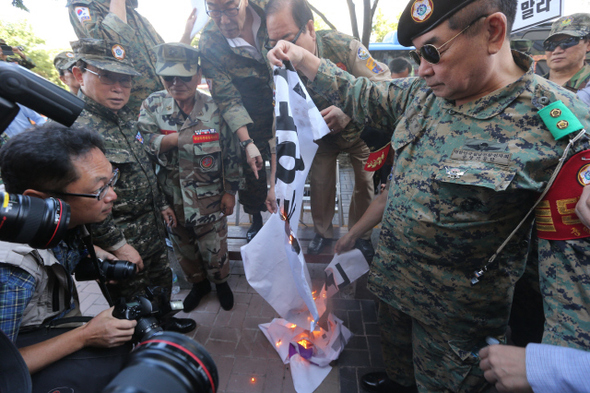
[76,163,386,393]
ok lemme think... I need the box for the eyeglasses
[206,0,241,18]
[44,169,119,201]
[84,68,133,87]
[543,36,582,52]
[264,24,306,51]
[410,14,489,65]
[161,75,193,83]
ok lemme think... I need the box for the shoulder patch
[75,6,92,23]
[357,47,370,61]
[365,58,383,74]
[336,62,348,72]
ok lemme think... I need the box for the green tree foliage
[0,20,65,87]
[11,0,28,12]
[371,9,399,42]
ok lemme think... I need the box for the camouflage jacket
[198,0,274,141]
[67,0,164,116]
[74,92,169,258]
[303,30,391,142]
[312,51,590,336]
[138,90,242,227]
[544,63,590,94]
[4,54,36,70]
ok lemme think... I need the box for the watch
[240,138,254,150]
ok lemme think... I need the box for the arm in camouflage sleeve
[68,0,136,43]
[91,214,127,252]
[137,96,170,167]
[220,118,242,193]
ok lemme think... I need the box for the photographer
[0,124,136,393]
[0,38,36,70]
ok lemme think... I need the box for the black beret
[398,0,477,47]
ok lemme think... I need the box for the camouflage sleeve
[68,2,135,43]
[137,97,168,167]
[91,214,127,251]
[348,40,391,82]
[11,55,36,70]
[198,43,254,133]
[220,118,242,192]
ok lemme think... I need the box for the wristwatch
[240,138,254,150]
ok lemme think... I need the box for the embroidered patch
[199,155,215,169]
[193,129,220,143]
[577,163,590,186]
[75,7,92,23]
[357,47,370,61]
[112,44,126,60]
[450,149,512,166]
[336,62,348,72]
[561,16,574,27]
[411,0,433,23]
[365,58,383,74]
[135,131,144,144]
[66,52,75,58]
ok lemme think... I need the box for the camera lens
[0,192,70,249]
[103,332,218,393]
[102,259,136,280]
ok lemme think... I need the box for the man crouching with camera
[0,123,136,393]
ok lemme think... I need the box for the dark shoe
[216,282,234,311]
[161,317,197,334]
[307,234,331,255]
[361,372,417,393]
[355,238,375,263]
[246,220,263,243]
[183,279,212,312]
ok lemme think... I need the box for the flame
[289,235,294,245]
[312,290,318,300]
[289,324,297,329]
[297,339,313,349]
[276,340,282,347]
[251,377,256,383]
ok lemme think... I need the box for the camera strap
[81,227,114,306]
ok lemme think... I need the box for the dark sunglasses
[264,24,306,51]
[543,36,582,52]
[162,75,193,83]
[409,14,489,65]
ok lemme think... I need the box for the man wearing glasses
[264,0,390,260]
[0,124,135,392]
[267,0,590,391]
[70,38,196,334]
[199,0,274,243]
[543,14,590,102]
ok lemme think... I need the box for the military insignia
[445,167,465,179]
[112,44,126,61]
[66,52,75,58]
[336,62,347,71]
[135,131,144,144]
[561,17,574,27]
[199,155,215,169]
[357,47,370,61]
[193,128,220,143]
[364,144,390,172]
[365,58,383,74]
[550,108,562,118]
[577,163,590,186]
[411,0,433,23]
[557,120,569,130]
[75,7,92,23]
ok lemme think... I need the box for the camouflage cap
[545,13,590,44]
[53,51,77,71]
[398,0,477,47]
[153,43,200,77]
[71,38,140,76]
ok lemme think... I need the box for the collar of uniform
[564,62,590,91]
[438,50,534,119]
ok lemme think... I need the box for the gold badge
[111,44,126,61]
[550,108,562,118]
[557,120,569,130]
[411,0,433,23]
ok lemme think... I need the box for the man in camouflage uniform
[265,0,390,259]
[54,51,80,95]
[138,43,242,312]
[67,0,164,115]
[0,39,36,69]
[70,38,196,333]
[543,14,590,97]
[199,0,274,242]
[267,0,590,392]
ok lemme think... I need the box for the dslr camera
[74,256,136,282]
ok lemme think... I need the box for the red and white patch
[411,0,433,23]
[75,7,92,23]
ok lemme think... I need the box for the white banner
[513,0,562,32]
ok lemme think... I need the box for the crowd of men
[1,0,590,392]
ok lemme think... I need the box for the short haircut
[75,59,88,72]
[389,58,412,74]
[0,123,105,194]
[266,0,314,30]
[450,0,517,37]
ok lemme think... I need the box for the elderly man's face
[266,8,315,54]
[412,17,489,104]
[207,0,249,39]
[73,64,132,112]
[162,71,202,104]
[545,34,590,74]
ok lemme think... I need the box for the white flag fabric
[241,62,329,331]
[190,0,209,39]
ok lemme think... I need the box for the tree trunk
[309,3,338,31]
[361,0,379,47]
[346,0,360,40]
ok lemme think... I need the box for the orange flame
[276,340,282,347]
[297,339,313,349]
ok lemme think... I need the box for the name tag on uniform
[193,128,219,143]
[450,149,512,166]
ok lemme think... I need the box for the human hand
[180,8,198,44]
[334,232,356,254]
[221,192,236,216]
[12,46,25,58]
[267,40,309,68]
[265,186,277,213]
[245,143,263,179]
[93,245,117,262]
[575,185,590,228]
[161,207,177,229]
[112,243,144,271]
[83,307,137,348]
[320,106,350,134]
[479,345,532,393]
